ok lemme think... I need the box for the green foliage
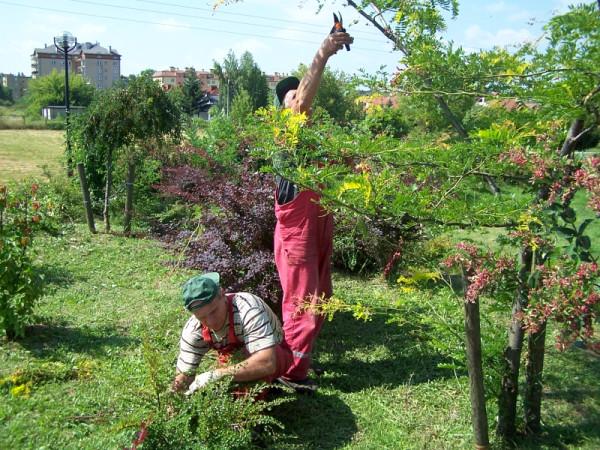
[230,88,253,124]
[463,103,537,132]
[182,67,203,115]
[25,70,95,118]
[293,65,363,124]
[0,183,45,339]
[193,114,243,170]
[0,85,13,104]
[213,51,269,113]
[142,381,287,449]
[72,72,181,200]
[361,104,409,138]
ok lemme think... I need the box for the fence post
[76,163,96,234]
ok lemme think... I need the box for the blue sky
[0,0,577,77]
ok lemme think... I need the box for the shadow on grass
[269,393,357,450]
[20,321,136,358]
[315,311,451,393]
[36,264,82,294]
[515,351,600,449]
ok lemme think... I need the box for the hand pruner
[330,12,351,51]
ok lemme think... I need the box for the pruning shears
[330,12,351,51]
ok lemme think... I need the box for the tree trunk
[76,163,96,234]
[433,94,469,138]
[103,149,113,233]
[464,293,490,449]
[560,118,584,157]
[123,161,135,235]
[497,246,533,440]
[524,321,547,434]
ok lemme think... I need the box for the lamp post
[54,31,77,177]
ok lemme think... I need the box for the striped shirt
[176,292,283,375]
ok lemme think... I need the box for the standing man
[172,272,293,394]
[274,30,354,388]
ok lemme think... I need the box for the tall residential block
[0,73,31,101]
[31,41,121,90]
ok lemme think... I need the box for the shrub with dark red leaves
[154,155,282,304]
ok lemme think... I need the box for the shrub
[142,380,286,450]
[361,105,409,138]
[155,155,281,304]
[0,183,46,339]
[193,115,244,172]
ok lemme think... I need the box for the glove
[184,370,221,396]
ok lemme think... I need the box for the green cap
[182,272,220,311]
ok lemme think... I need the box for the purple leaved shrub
[155,153,282,304]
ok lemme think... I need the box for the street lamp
[54,31,77,177]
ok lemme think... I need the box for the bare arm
[289,32,354,115]
[214,347,277,382]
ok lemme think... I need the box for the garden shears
[330,12,351,51]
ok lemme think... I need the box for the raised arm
[288,32,354,115]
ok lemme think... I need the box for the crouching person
[172,272,293,396]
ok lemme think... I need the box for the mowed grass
[0,129,64,182]
[1,225,598,449]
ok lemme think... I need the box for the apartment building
[31,41,121,90]
[153,67,219,94]
[153,68,286,97]
[0,72,31,101]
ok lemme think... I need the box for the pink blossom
[465,268,493,302]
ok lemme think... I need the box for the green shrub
[194,115,243,171]
[0,183,46,339]
[142,381,287,450]
[463,103,537,132]
[361,105,409,138]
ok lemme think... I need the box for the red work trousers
[274,190,333,381]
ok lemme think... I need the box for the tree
[230,88,253,124]
[241,2,600,448]
[25,70,95,118]
[73,72,181,233]
[0,84,13,104]
[213,50,269,114]
[182,67,203,115]
[239,52,269,110]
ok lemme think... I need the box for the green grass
[0,129,65,182]
[1,225,598,449]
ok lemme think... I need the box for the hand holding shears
[330,12,351,51]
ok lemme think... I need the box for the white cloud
[464,24,535,49]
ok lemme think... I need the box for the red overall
[274,190,333,381]
[201,294,293,388]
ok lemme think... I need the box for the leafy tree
[182,67,203,115]
[230,88,253,124]
[213,51,269,114]
[73,72,181,232]
[216,1,600,446]
[25,70,95,118]
[238,52,269,110]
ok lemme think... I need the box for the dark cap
[182,272,220,311]
[275,76,300,106]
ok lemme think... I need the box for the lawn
[1,225,598,449]
[0,129,65,182]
